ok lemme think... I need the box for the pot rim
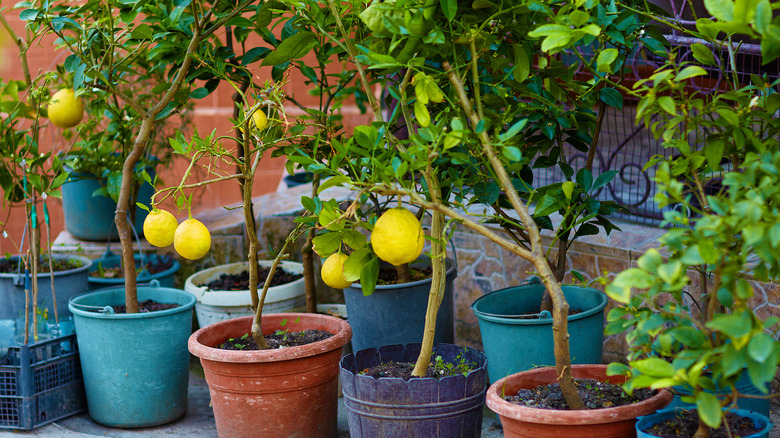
[183,261,305,304]
[471,283,608,325]
[188,313,352,363]
[68,284,196,319]
[636,406,773,437]
[486,364,674,425]
[0,254,92,279]
[346,257,457,291]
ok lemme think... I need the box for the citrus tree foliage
[605,0,780,432]
[274,0,662,294]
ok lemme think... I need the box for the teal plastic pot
[88,251,180,290]
[636,407,772,438]
[60,169,154,241]
[470,277,608,382]
[0,254,91,321]
[666,368,771,417]
[68,281,195,428]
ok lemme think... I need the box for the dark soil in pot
[645,410,760,438]
[0,256,84,273]
[376,264,431,285]
[217,329,333,350]
[202,265,302,290]
[359,353,479,379]
[505,378,656,410]
[90,256,175,278]
[112,300,179,313]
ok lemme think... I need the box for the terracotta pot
[188,313,352,438]
[486,364,673,438]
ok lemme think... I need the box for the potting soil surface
[505,377,655,410]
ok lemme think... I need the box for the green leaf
[755,0,772,34]
[691,43,717,65]
[441,0,457,21]
[596,48,619,72]
[312,232,342,257]
[130,24,154,40]
[317,175,350,194]
[592,170,618,191]
[676,66,707,82]
[106,171,122,202]
[262,31,316,66]
[704,0,734,21]
[657,96,676,115]
[706,312,752,338]
[670,326,707,348]
[637,248,663,272]
[513,45,530,82]
[502,146,522,162]
[577,168,593,192]
[705,140,725,170]
[343,249,372,281]
[631,357,676,377]
[342,229,367,250]
[696,392,723,428]
[414,99,430,127]
[748,332,774,362]
[504,118,528,140]
[18,9,39,21]
[360,257,379,296]
[599,88,623,109]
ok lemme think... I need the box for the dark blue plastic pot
[60,169,154,242]
[68,281,195,428]
[340,343,487,438]
[636,407,772,438]
[470,277,608,382]
[0,254,91,321]
[344,258,456,353]
[88,251,180,290]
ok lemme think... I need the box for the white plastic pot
[184,261,306,328]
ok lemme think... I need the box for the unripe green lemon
[47,88,84,128]
[371,207,425,266]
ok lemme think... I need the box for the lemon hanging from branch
[371,207,425,266]
[47,88,84,128]
[174,217,211,260]
[321,252,353,289]
[143,208,178,247]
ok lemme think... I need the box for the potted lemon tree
[279,0,678,436]
[0,14,91,347]
[605,1,780,436]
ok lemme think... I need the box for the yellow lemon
[47,88,84,128]
[251,109,268,131]
[321,253,353,289]
[174,218,211,260]
[371,207,425,266]
[143,209,178,247]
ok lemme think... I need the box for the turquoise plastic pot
[60,169,154,242]
[68,281,195,428]
[88,251,180,290]
[665,368,771,417]
[470,277,608,382]
[636,407,772,438]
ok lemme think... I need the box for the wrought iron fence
[534,0,780,226]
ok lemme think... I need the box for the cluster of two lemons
[321,207,425,289]
[143,209,211,260]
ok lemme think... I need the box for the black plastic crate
[0,334,86,430]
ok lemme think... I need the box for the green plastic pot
[68,281,195,428]
[471,277,608,382]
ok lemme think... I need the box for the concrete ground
[0,360,775,438]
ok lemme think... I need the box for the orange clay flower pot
[188,313,351,438]
[486,364,673,438]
